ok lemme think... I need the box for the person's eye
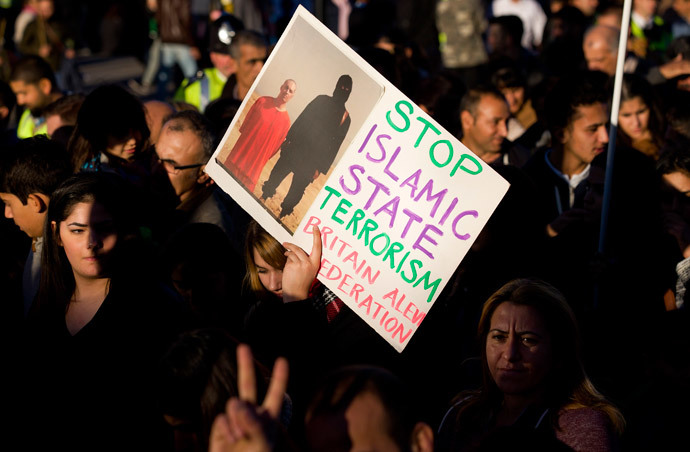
[70,228,84,234]
[491,333,507,342]
[257,268,266,274]
[521,336,539,346]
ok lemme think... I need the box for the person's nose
[598,125,609,144]
[503,334,521,362]
[497,120,508,138]
[634,114,643,129]
[87,230,102,250]
[269,271,282,291]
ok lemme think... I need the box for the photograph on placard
[216,14,385,233]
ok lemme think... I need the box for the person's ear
[460,110,474,132]
[38,78,52,96]
[196,165,212,186]
[410,422,434,452]
[0,105,9,120]
[51,220,63,246]
[27,193,49,213]
[559,124,572,145]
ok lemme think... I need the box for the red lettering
[304,216,321,233]
[337,274,353,294]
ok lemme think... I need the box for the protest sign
[205,6,510,352]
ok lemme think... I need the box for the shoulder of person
[556,407,616,451]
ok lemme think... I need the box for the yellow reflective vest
[174,68,226,112]
[17,109,47,139]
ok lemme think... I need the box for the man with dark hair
[218,29,268,103]
[460,85,532,167]
[523,70,665,314]
[0,136,72,315]
[524,70,610,235]
[261,74,353,220]
[9,55,62,139]
[155,110,247,253]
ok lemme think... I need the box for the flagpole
[598,0,633,255]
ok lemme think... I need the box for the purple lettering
[413,224,443,259]
[400,209,422,239]
[452,210,479,240]
[364,176,390,210]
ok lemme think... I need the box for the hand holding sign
[282,226,322,303]
[209,344,289,452]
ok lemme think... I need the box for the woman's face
[486,302,553,398]
[619,96,650,141]
[253,247,283,298]
[106,132,139,162]
[58,200,118,281]
[500,86,525,115]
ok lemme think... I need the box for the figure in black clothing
[261,74,353,219]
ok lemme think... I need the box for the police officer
[9,56,62,139]
[174,14,245,112]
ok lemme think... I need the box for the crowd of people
[2,0,690,451]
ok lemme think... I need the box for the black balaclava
[332,75,353,104]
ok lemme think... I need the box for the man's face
[36,0,54,18]
[210,51,236,78]
[461,94,509,159]
[10,79,52,116]
[571,0,599,16]
[155,125,206,202]
[235,44,267,90]
[562,103,609,167]
[584,38,617,76]
[0,192,45,238]
[674,0,690,18]
[634,0,658,17]
[276,80,296,105]
[487,24,507,54]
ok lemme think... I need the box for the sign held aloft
[205,6,509,352]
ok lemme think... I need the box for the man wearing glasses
[156,110,248,253]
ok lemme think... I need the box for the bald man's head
[583,25,619,76]
[144,100,175,145]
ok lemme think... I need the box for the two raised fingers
[236,344,288,418]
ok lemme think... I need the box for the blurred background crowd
[2,1,690,451]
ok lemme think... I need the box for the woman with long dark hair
[618,74,665,160]
[437,278,624,451]
[24,172,186,451]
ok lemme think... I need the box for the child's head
[69,84,150,169]
[0,136,72,238]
